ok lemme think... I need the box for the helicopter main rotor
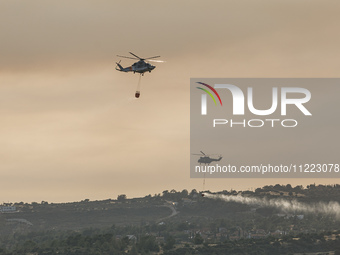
[117,52,163,62]
[192,151,222,158]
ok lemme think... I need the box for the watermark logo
[191,78,340,179]
[199,83,312,116]
[196,82,223,115]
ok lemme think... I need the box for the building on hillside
[0,206,17,213]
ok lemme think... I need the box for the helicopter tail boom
[115,62,133,72]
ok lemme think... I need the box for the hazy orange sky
[1,0,340,203]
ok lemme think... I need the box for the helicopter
[192,151,223,196]
[116,52,162,76]
[192,151,223,165]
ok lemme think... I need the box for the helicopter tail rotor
[115,60,124,71]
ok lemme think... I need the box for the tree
[193,234,204,245]
[286,184,292,190]
[164,235,176,250]
[181,189,189,197]
[137,235,159,252]
[190,189,198,197]
[130,244,138,255]
[117,194,127,202]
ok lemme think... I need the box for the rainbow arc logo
[196,82,223,106]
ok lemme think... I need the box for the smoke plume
[204,193,340,219]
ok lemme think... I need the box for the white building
[0,206,16,213]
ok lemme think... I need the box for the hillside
[2,184,340,254]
